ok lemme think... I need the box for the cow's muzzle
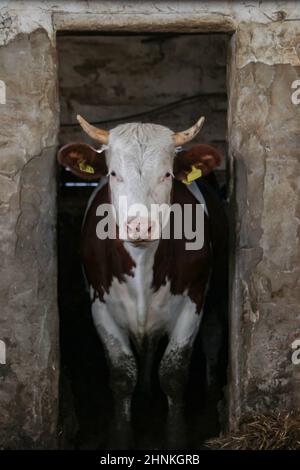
[125,216,156,242]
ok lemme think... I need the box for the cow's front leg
[159,303,202,448]
[92,300,137,449]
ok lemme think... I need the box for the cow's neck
[123,240,159,287]
[122,240,159,336]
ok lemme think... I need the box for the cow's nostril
[126,218,154,240]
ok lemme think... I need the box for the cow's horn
[77,115,109,144]
[173,116,205,146]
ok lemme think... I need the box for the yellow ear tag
[182,165,202,185]
[79,160,95,174]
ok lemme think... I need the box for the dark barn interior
[57,32,229,449]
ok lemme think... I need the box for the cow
[58,115,228,448]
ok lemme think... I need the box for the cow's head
[58,115,221,242]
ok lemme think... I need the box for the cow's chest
[91,241,197,343]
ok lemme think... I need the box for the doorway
[57,32,229,449]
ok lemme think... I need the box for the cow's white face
[57,114,219,242]
[106,123,175,240]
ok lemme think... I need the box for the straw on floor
[206,410,300,450]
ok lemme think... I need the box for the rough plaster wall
[0,0,299,447]
[57,33,228,171]
[0,29,59,448]
[1,2,300,48]
[228,25,300,426]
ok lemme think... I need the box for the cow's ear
[57,142,108,181]
[173,144,222,183]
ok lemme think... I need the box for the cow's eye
[161,172,173,183]
[109,170,123,182]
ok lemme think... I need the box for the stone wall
[0,28,59,448]
[0,0,299,448]
[228,27,300,425]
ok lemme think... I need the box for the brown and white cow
[58,115,228,448]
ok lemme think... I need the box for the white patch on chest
[91,240,199,344]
